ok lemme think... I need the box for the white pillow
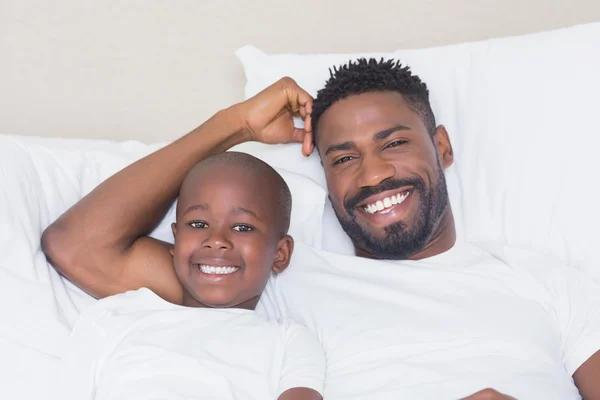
[235,41,474,252]
[0,133,326,327]
[153,165,327,249]
[0,133,326,398]
[235,22,600,281]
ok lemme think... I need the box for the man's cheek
[334,202,349,218]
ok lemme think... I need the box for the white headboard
[2,0,599,142]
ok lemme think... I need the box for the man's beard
[332,166,449,260]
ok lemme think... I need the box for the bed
[1,3,600,398]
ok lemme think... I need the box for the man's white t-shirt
[56,288,325,400]
[257,241,600,399]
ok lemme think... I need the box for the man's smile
[355,189,416,228]
[359,188,412,214]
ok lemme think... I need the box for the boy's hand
[460,388,517,400]
[235,77,315,156]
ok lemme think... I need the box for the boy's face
[170,164,292,309]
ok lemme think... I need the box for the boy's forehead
[185,164,265,193]
[178,166,277,214]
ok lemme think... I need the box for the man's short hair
[311,58,437,147]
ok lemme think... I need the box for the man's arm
[41,77,314,303]
[573,351,600,400]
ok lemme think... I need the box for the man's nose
[355,154,396,188]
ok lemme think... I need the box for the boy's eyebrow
[184,203,262,221]
[184,203,208,214]
[232,206,262,221]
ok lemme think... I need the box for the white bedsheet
[0,136,101,398]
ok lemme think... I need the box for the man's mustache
[344,177,425,213]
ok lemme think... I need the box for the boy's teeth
[198,265,239,274]
[362,191,410,214]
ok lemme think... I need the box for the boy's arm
[41,77,314,303]
[277,321,326,400]
[278,388,322,400]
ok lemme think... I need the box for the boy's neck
[181,290,260,311]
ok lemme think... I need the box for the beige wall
[2,0,600,143]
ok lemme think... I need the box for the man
[42,59,600,399]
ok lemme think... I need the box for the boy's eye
[189,221,208,229]
[333,156,354,165]
[233,224,253,232]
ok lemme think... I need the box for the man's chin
[355,223,387,239]
[346,220,428,260]
[357,218,411,237]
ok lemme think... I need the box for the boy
[55,152,325,400]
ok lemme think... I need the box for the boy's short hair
[178,152,292,236]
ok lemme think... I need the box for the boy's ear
[271,235,294,274]
[169,223,177,256]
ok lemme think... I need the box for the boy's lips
[194,264,240,275]
[191,257,242,276]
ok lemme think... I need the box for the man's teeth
[363,191,410,214]
[198,265,239,275]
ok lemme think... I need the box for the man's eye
[333,156,354,165]
[233,224,253,232]
[386,140,407,149]
[189,221,208,229]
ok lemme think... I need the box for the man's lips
[352,188,415,229]
[357,188,412,214]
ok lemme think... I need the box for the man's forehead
[317,93,418,146]
[326,91,411,123]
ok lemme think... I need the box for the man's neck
[408,207,456,260]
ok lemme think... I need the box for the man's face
[316,91,454,260]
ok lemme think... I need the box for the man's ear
[433,125,454,169]
[169,222,177,256]
[271,235,294,274]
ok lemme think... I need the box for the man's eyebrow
[184,203,208,214]
[324,141,355,156]
[373,125,411,141]
[324,125,411,156]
